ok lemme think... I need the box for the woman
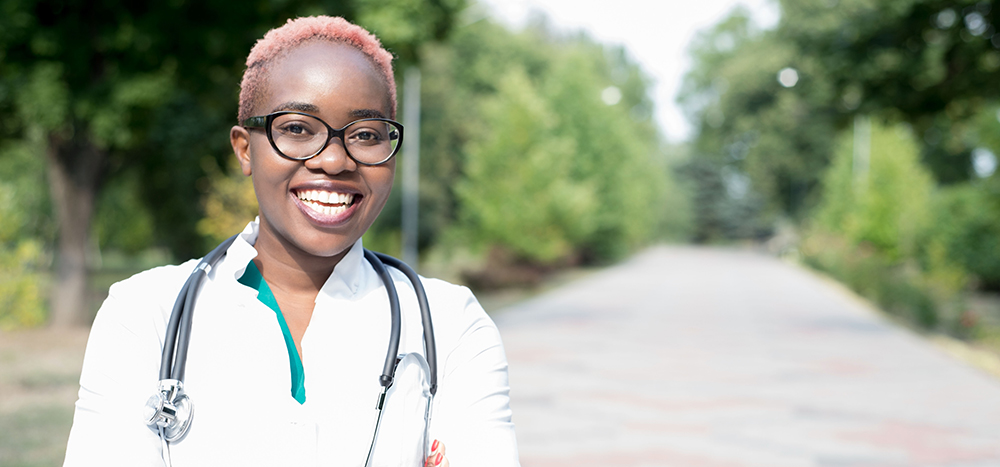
[64,16,519,467]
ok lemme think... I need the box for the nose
[303,137,357,174]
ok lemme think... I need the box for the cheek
[371,164,395,199]
[249,145,295,199]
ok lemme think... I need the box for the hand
[425,439,449,467]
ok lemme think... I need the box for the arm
[63,275,171,467]
[428,284,520,467]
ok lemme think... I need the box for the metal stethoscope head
[143,379,193,442]
[144,234,437,465]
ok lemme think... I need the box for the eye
[348,126,386,145]
[276,121,315,136]
[356,130,380,141]
[271,114,324,140]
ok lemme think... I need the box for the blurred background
[3,0,1000,464]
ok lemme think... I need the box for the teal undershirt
[237,260,307,404]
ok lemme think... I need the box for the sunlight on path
[494,246,1000,467]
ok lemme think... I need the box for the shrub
[803,120,964,330]
[0,184,48,329]
[929,179,1000,290]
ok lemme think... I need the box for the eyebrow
[350,109,387,119]
[269,102,387,120]
[271,101,320,114]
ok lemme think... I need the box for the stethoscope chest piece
[143,379,194,442]
[145,238,437,467]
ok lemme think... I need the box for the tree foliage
[200,17,681,272]
[456,66,594,262]
[682,1,1000,235]
[684,0,1000,331]
[779,0,1000,184]
[812,121,934,260]
[0,0,466,326]
[680,9,838,227]
[425,19,677,265]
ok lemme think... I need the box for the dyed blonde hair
[238,16,397,123]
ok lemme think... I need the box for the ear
[230,126,253,176]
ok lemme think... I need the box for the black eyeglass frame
[242,111,404,166]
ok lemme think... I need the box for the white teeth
[297,190,355,216]
[301,200,349,216]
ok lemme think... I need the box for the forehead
[261,41,391,120]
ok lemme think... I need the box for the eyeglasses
[242,111,403,165]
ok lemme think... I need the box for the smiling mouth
[295,189,357,216]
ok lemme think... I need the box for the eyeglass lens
[270,113,400,164]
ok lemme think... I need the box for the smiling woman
[62,16,519,467]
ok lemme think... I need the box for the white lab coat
[64,221,520,466]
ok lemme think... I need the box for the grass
[0,329,88,467]
[0,406,74,467]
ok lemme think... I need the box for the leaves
[456,66,593,262]
[431,20,675,265]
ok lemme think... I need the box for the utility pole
[401,66,421,269]
[852,114,870,193]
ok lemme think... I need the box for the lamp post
[402,66,421,269]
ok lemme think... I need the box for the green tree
[930,178,1000,290]
[355,18,679,268]
[0,0,465,327]
[445,20,674,264]
[803,120,949,327]
[456,67,595,262]
[683,0,1000,238]
[680,8,839,226]
[813,120,934,260]
[779,0,1000,183]
[0,141,49,329]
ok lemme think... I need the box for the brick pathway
[492,246,1000,467]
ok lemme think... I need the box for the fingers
[425,439,448,467]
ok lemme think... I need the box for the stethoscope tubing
[373,253,437,396]
[362,249,402,388]
[150,233,436,461]
[159,234,238,381]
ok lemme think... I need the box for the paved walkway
[492,246,1000,467]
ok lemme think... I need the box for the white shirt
[64,221,519,466]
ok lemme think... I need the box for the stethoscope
[142,234,438,467]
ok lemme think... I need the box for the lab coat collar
[316,234,367,300]
[211,219,371,300]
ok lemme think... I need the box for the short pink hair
[238,16,397,123]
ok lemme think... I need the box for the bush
[812,119,932,260]
[0,183,48,329]
[801,232,940,328]
[197,157,258,246]
[929,179,1000,290]
[802,120,964,330]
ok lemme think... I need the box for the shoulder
[416,277,485,319]
[106,259,200,304]
[93,259,202,335]
[420,277,477,308]
[415,276,504,344]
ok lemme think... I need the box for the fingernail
[435,453,443,465]
[432,439,439,451]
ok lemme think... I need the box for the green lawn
[0,405,74,467]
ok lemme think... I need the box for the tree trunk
[46,132,105,328]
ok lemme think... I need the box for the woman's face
[231,41,395,261]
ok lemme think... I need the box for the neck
[252,226,349,297]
